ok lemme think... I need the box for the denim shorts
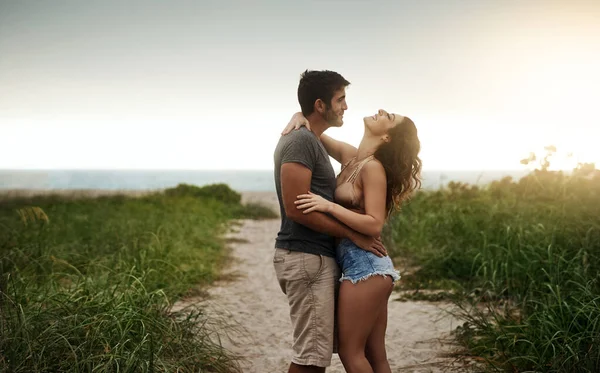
[336,238,401,284]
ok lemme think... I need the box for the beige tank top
[334,155,374,211]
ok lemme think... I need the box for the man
[273,70,386,373]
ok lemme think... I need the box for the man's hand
[281,112,311,135]
[349,232,388,257]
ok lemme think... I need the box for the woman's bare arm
[282,112,358,165]
[295,160,388,237]
[320,133,357,166]
[327,160,387,236]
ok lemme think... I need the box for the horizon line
[0,167,533,172]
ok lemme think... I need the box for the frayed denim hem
[339,270,401,285]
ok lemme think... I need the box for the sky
[1,0,599,171]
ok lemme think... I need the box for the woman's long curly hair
[373,116,422,216]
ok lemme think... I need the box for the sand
[181,192,467,372]
[3,188,467,371]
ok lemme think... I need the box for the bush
[0,187,275,372]
[164,183,242,204]
[387,167,600,372]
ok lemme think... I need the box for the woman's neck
[356,134,382,161]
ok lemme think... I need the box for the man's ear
[315,99,326,114]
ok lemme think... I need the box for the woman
[282,109,422,373]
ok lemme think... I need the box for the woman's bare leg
[365,285,393,373]
[337,276,394,373]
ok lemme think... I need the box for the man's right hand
[349,232,387,257]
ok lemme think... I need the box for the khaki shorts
[273,248,341,367]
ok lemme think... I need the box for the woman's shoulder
[365,156,384,169]
[360,157,386,180]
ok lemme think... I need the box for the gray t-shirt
[273,127,337,257]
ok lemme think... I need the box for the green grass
[0,183,276,372]
[386,167,600,372]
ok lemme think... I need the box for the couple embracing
[273,70,422,373]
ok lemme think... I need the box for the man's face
[324,88,348,127]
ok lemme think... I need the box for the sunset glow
[1,0,598,171]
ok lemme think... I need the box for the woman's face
[363,109,404,136]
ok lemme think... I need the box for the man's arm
[281,162,386,256]
[281,162,353,238]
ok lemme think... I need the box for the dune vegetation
[388,151,600,372]
[0,183,276,372]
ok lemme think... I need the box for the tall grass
[0,183,276,372]
[387,167,600,372]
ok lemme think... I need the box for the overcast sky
[1,0,599,170]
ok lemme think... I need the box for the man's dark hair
[297,70,350,116]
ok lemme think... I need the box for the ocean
[0,169,530,192]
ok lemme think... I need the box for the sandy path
[3,189,464,371]
[189,193,466,373]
